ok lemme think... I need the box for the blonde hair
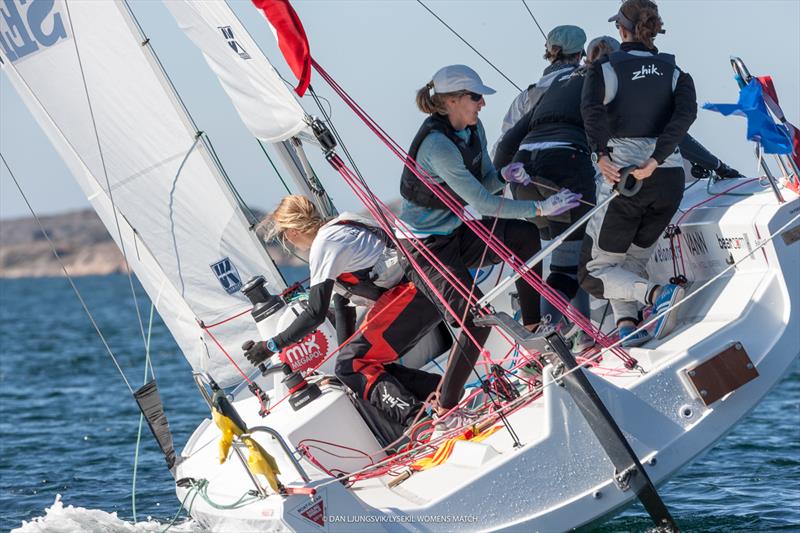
[415,81,459,115]
[259,195,325,243]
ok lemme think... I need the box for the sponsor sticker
[294,497,325,529]
[210,257,243,294]
[279,330,329,372]
[0,0,70,64]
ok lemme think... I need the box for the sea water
[1,274,798,532]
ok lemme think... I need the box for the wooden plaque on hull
[685,343,759,406]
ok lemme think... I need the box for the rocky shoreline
[0,209,299,278]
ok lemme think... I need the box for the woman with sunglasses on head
[399,65,581,431]
[244,195,443,441]
[579,0,697,347]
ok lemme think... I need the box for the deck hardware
[593,490,602,499]
[649,457,658,466]
[679,405,693,419]
[471,312,678,530]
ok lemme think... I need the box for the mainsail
[0,0,285,387]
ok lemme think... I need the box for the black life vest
[606,50,677,138]
[400,114,483,210]
[520,68,588,149]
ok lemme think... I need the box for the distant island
[0,209,302,278]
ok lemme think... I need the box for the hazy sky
[1,0,798,220]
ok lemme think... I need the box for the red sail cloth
[251,0,311,96]
[758,76,800,177]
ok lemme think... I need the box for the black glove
[690,163,711,180]
[715,162,742,179]
[241,340,274,367]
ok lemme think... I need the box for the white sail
[0,0,285,387]
[164,0,338,218]
[163,0,307,143]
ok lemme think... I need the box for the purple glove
[535,189,582,217]
[501,162,531,186]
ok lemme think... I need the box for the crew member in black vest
[579,0,697,347]
[586,35,742,181]
[398,65,582,433]
[493,29,597,354]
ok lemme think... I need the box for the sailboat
[2,0,798,531]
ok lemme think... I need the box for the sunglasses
[460,91,484,102]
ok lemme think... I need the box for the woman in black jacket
[579,0,697,347]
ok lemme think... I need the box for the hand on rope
[500,162,531,186]
[534,189,583,217]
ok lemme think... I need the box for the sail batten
[1,0,286,386]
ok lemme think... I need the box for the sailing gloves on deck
[242,339,275,367]
[534,189,582,217]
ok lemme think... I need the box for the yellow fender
[242,436,282,493]
[212,407,244,464]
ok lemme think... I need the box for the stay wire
[415,0,522,92]
[521,0,548,40]
[64,1,153,380]
[0,152,134,395]
[257,139,293,195]
[131,302,155,523]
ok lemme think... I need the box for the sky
[1,0,799,221]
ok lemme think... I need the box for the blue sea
[1,274,798,532]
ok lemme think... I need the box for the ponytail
[620,0,664,49]
[415,81,454,115]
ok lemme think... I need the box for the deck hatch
[685,343,759,406]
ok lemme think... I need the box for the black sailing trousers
[403,218,541,410]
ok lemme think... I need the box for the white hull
[175,180,799,532]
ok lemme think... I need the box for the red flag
[252,0,311,96]
[757,75,800,178]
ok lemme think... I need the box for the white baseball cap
[432,65,496,95]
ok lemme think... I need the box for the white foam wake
[13,494,203,533]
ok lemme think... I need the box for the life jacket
[400,114,483,210]
[328,218,405,306]
[520,68,589,150]
[606,50,677,138]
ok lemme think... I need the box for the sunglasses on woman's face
[461,91,483,102]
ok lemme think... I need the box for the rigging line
[309,85,368,183]
[132,302,156,523]
[257,140,293,194]
[521,0,547,40]
[415,0,522,92]
[64,0,151,367]
[1,153,134,395]
[200,132,259,226]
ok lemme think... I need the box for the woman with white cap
[398,64,581,430]
[579,0,697,347]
